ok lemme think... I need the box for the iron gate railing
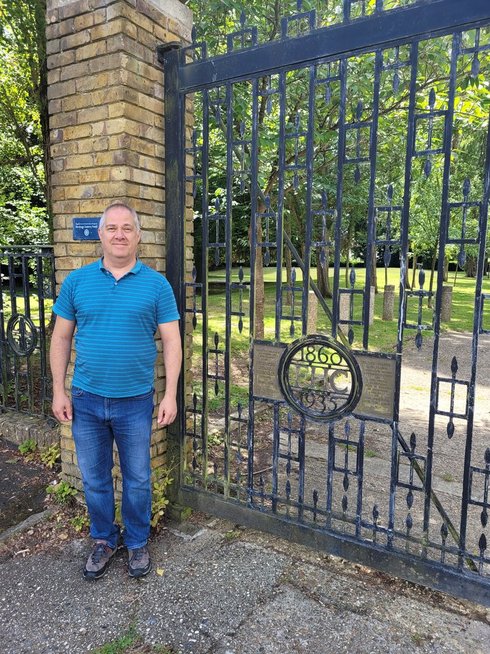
[0,246,56,418]
[161,0,490,605]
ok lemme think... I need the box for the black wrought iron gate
[0,246,56,417]
[161,0,490,605]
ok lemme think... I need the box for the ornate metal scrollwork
[278,335,362,422]
[7,313,38,357]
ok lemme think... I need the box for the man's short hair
[100,202,141,233]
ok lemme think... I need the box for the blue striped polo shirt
[52,259,180,398]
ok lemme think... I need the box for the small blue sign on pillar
[73,217,100,240]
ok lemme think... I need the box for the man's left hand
[157,395,177,426]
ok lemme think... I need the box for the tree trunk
[403,263,411,290]
[453,266,459,286]
[316,248,332,298]
[411,252,418,289]
[428,245,438,308]
[251,209,265,339]
[465,254,477,278]
[371,245,378,293]
[443,254,449,282]
[344,221,355,286]
[285,246,292,306]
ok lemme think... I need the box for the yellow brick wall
[46,0,192,492]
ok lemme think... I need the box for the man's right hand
[50,316,76,422]
[52,392,73,422]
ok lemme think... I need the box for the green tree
[0,0,50,243]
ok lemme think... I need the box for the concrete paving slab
[0,515,488,654]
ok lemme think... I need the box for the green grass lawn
[194,266,488,356]
[188,265,489,415]
[1,292,53,326]
[187,265,490,414]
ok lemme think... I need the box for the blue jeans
[71,387,154,550]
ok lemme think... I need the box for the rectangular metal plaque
[354,352,397,421]
[72,217,100,240]
[253,343,397,419]
[253,342,286,401]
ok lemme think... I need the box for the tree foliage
[0,0,49,245]
[187,1,490,293]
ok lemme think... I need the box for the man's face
[98,207,141,262]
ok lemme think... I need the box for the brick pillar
[46,0,192,492]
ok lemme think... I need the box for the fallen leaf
[156,567,165,576]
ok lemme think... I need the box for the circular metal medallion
[7,314,38,357]
[278,335,362,422]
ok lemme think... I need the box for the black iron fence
[0,246,56,419]
[162,0,490,605]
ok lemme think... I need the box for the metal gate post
[158,43,187,513]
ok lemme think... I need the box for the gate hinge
[157,42,182,65]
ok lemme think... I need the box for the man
[50,202,181,580]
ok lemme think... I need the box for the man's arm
[50,315,76,422]
[157,320,182,427]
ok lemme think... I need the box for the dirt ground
[0,439,54,533]
[0,440,87,563]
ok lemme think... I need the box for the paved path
[0,514,488,653]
